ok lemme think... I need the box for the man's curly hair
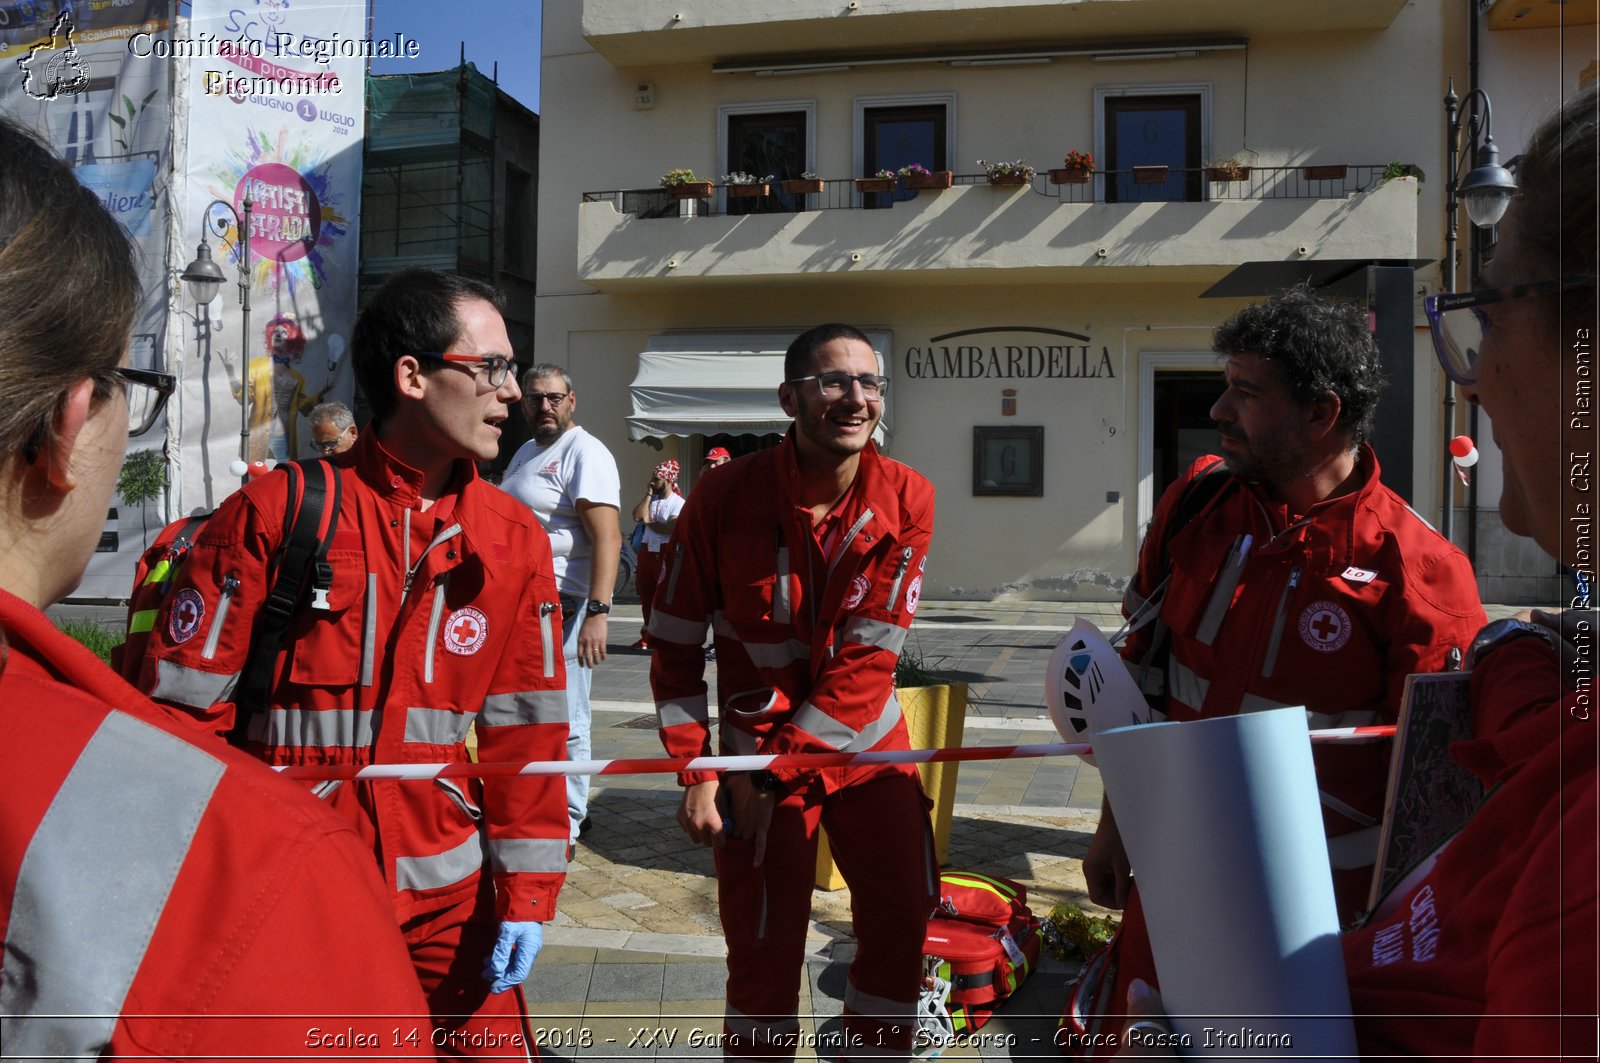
[1212,284,1387,446]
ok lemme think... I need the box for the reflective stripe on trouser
[636,547,663,630]
[401,879,538,1060]
[563,615,593,842]
[715,772,935,1060]
[0,712,223,1057]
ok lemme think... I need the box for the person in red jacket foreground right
[1118,83,1598,1062]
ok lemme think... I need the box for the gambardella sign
[904,327,1116,379]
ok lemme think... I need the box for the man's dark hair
[1212,285,1386,446]
[784,323,873,383]
[352,268,505,425]
[0,117,139,462]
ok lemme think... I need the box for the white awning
[626,330,892,445]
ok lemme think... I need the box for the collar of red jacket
[343,428,480,511]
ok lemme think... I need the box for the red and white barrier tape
[273,724,1395,782]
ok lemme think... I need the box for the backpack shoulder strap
[1158,458,1234,574]
[227,459,343,744]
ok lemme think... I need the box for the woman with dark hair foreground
[0,117,432,1056]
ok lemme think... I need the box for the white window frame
[1137,351,1222,534]
[716,99,817,213]
[1092,82,1212,204]
[852,92,957,207]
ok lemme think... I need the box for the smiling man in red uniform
[649,323,938,1060]
[137,268,569,1056]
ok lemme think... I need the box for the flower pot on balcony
[666,181,714,200]
[1048,167,1092,185]
[903,169,953,191]
[726,182,770,199]
[781,178,825,195]
[1301,164,1348,182]
[1132,164,1170,185]
[987,173,1030,187]
[1205,164,1251,183]
[854,176,898,193]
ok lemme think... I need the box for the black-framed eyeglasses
[786,371,889,400]
[415,351,513,388]
[1425,276,1598,385]
[524,391,570,407]
[115,366,176,436]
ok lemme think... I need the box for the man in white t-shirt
[499,363,621,843]
[628,459,685,650]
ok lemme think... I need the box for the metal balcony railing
[582,165,1405,220]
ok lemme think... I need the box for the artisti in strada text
[904,327,1116,380]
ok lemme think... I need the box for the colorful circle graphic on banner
[236,162,321,263]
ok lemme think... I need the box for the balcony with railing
[576,165,1421,291]
[581,0,1409,66]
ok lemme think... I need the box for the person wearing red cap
[630,459,684,648]
[703,446,732,469]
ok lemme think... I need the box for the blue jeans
[562,613,592,842]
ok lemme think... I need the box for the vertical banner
[0,1,176,595]
[178,0,365,514]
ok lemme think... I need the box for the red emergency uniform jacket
[137,433,569,923]
[1123,448,1485,912]
[1346,638,1597,1058]
[0,589,431,1058]
[648,433,935,790]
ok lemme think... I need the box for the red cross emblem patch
[1298,600,1352,653]
[168,588,204,644]
[844,574,871,610]
[444,606,489,656]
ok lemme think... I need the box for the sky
[368,0,542,112]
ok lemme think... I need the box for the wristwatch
[746,769,787,796]
[585,599,612,617]
[1467,618,1557,669]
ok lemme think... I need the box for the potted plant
[815,649,969,890]
[1205,156,1250,182]
[1380,161,1425,183]
[1048,150,1095,185]
[898,162,953,190]
[781,171,825,195]
[979,158,1036,187]
[661,168,714,200]
[721,170,773,198]
[854,168,899,194]
[1301,163,1349,182]
[1132,164,1170,185]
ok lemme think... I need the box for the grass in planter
[894,646,951,688]
[58,617,122,665]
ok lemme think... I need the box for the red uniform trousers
[715,772,937,1061]
[636,546,664,634]
[400,881,537,1059]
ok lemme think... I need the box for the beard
[1216,424,1311,488]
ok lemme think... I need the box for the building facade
[536,0,1533,601]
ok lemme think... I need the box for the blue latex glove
[483,920,542,994]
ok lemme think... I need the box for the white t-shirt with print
[642,491,685,552]
[500,425,621,597]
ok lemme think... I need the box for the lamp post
[181,196,254,486]
[1440,81,1516,540]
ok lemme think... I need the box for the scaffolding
[362,63,496,284]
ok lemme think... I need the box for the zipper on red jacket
[1260,565,1301,678]
[885,546,915,612]
[201,573,239,661]
[539,601,557,679]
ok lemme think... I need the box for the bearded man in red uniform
[649,323,938,1060]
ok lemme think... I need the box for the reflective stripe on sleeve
[741,639,812,669]
[403,707,474,745]
[839,616,907,655]
[394,834,483,893]
[0,712,222,1057]
[360,573,378,688]
[248,707,377,749]
[486,837,570,875]
[1166,657,1207,713]
[789,691,901,752]
[657,693,709,729]
[480,690,568,728]
[148,657,238,710]
[647,609,710,646]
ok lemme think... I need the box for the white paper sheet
[1094,707,1358,1060]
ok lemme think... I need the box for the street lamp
[181,196,254,486]
[1439,81,1517,540]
